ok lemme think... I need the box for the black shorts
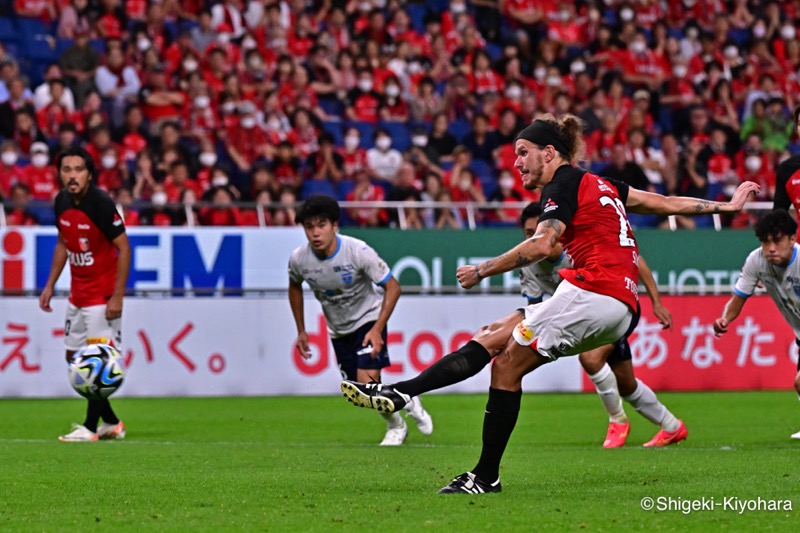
[607,337,632,365]
[795,339,800,372]
[331,321,390,381]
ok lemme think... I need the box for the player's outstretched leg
[341,381,410,413]
[341,340,492,412]
[438,472,502,494]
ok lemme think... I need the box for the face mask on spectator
[407,62,422,74]
[152,192,167,206]
[499,176,515,190]
[385,84,400,98]
[359,1,371,11]
[724,46,738,59]
[1,151,17,166]
[451,2,466,14]
[546,75,561,87]
[683,0,697,6]
[782,25,796,40]
[218,33,230,45]
[242,37,257,50]
[358,79,373,92]
[221,101,236,114]
[212,175,229,187]
[753,24,766,39]
[241,117,257,129]
[376,137,392,150]
[101,155,117,169]
[374,0,386,7]
[570,60,586,74]
[458,178,471,191]
[199,152,217,167]
[620,8,634,21]
[506,86,522,99]
[183,58,198,72]
[534,67,546,80]
[673,65,688,78]
[137,38,151,52]
[745,155,762,172]
[248,57,263,70]
[588,9,600,22]
[31,154,49,168]
[686,27,699,40]
[194,95,210,108]
[345,135,360,150]
[631,41,646,54]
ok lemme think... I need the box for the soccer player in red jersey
[342,114,760,493]
[39,146,131,443]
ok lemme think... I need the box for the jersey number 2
[599,196,636,247]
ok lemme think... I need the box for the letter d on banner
[293,314,329,375]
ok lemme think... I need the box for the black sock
[472,388,522,483]
[99,399,119,425]
[394,341,492,397]
[83,400,102,432]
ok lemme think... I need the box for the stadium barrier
[0,294,794,398]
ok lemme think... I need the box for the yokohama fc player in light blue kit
[288,194,432,446]
[714,210,800,439]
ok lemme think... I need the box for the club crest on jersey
[341,272,353,284]
[543,198,558,213]
[78,237,90,252]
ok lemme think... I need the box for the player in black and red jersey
[39,145,131,443]
[342,115,760,494]
[773,106,800,220]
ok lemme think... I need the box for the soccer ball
[67,344,126,399]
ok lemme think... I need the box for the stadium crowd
[0,0,795,228]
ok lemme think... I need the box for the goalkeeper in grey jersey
[288,195,432,446]
[519,202,686,448]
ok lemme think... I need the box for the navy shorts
[607,338,632,365]
[331,321,390,381]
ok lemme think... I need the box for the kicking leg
[342,311,522,411]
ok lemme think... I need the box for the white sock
[623,378,680,432]
[380,411,405,429]
[403,396,423,418]
[588,364,627,423]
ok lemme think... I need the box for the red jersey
[54,185,125,307]
[538,166,639,311]
[774,155,800,215]
[21,165,58,200]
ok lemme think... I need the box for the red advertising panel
[582,295,799,392]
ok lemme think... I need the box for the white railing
[0,200,778,230]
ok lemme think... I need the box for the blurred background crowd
[0,0,795,228]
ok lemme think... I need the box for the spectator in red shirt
[4,182,39,226]
[346,168,388,227]
[113,186,140,227]
[139,183,177,226]
[0,141,24,197]
[35,78,71,138]
[287,107,321,160]
[96,146,129,193]
[138,65,185,135]
[345,69,382,123]
[199,186,246,226]
[378,77,409,122]
[21,142,58,201]
[306,132,344,184]
[163,160,203,203]
[225,101,270,173]
[270,141,303,192]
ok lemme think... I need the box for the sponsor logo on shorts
[87,337,111,345]
[515,322,534,342]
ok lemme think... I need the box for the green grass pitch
[0,392,797,531]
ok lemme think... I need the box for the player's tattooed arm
[475,219,565,277]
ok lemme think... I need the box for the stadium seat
[0,17,17,44]
[405,4,427,34]
[16,17,50,38]
[318,97,344,117]
[484,42,503,62]
[379,121,411,152]
[627,213,658,229]
[301,179,337,199]
[337,179,355,201]
[448,119,471,143]
[469,159,495,181]
[345,121,375,149]
[22,35,60,63]
[89,38,106,55]
[321,120,343,147]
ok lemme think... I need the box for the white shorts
[64,303,122,352]
[512,280,633,360]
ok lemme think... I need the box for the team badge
[78,237,90,252]
[341,272,353,284]
[515,322,534,343]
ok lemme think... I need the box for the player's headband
[515,120,571,156]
